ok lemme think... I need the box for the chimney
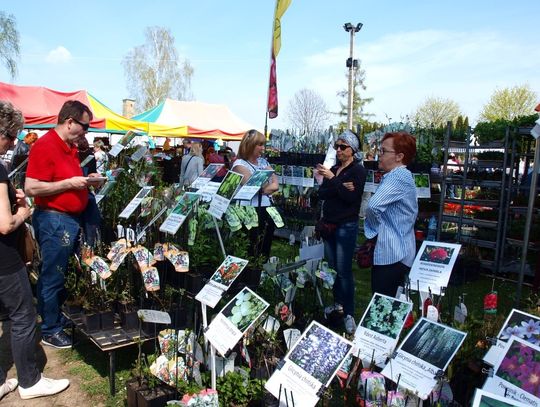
[122,98,136,118]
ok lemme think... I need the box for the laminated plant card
[84,255,112,280]
[130,144,148,162]
[414,173,431,198]
[472,389,528,407]
[381,318,466,400]
[159,192,199,235]
[233,170,274,201]
[191,163,224,190]
[95,180,115,204]
[119,186,154,219]
[132,245,155,270]
[408,241,461,293]
[109,130,138,157]
[484,308,540,366]
[208,171,244,219]
[364,170,385,193]
[483,336,540,406]
[204,287,269,357]
[353,293,413,367]
[153,243,165,261]
[107,238,129,260]
[109,247,131,271]
[265,321,354,407]
[195,255,248,308]
[141,266,160,291]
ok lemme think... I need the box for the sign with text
[234,170,274,201]
[381,318,466,400]
[408,241,461,293]
[95,180,116,204]
[208,171,244,219]
[119,186,153,219]
[191,164,224,190]
[353,293,412,367]
[109,131,138,157]
[274,165,315,187]
[204,287,269,357]
[472,389,528,407]
[265,321,353,407]
[483,336,540,406]
[159,193,199,235]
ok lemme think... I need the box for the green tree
[479,84,537,122]
[335,61,374,132]
[0,11,20,80]
[122,26,194,112]
[286,88,329,136]
[412,96,462,128]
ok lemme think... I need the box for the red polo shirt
[26,129,88,214]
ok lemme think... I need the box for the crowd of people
[0,97,421,401]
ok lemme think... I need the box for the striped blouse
[364,166,418,266]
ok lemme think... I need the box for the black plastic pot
[136,384,175,407]
[121,310,140,331]
[100,310,115,331]
[82,311,101,333]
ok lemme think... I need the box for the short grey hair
[0,100,24,139]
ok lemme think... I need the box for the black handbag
[356,237,377,268]
[315,219,337,240]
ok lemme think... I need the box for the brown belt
[36,207,77,217]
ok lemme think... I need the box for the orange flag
[267,0,292,119]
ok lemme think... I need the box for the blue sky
[2,1,539,130]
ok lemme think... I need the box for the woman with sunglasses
[365,131,418,297]
[317,130,366,334]
[0,101,69,401]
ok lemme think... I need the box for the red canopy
[0,82,106,128]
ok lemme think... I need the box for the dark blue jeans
[33,209,80,336]
[0,267,41,388]
[323,221,358,316]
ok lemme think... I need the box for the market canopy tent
[0,82,188,137]
[133,99,257,141]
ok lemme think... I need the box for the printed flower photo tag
[84,256,112,280]
[107,238,129,261]
[132,245,155,270]
[150,355,170,384]
[170,251,189,272]
[154,243,165,261]
[109,248,131,272]
[141,266,160,291]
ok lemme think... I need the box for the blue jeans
[323,221,358,316]
[0,267,41,388]
[33,210,81,336]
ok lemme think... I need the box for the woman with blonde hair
[179,141,204,187]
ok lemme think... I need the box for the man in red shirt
[25,100,102,349]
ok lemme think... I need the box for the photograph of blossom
[220,288,268,333]
[357,371,386,403]
[495,339,540,398]
[472,389,528,407]
[288,322,352,385]
[366,170,374,183]
[497,309,540,347]
[420,245,455,265]
[210,256,248,288]
[374,171,384,184]
[414,174,430,188]
[359,294,412,339]
[400,319,466,370]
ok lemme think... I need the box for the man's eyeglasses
[334,143,351,151]
[70,117,90,131]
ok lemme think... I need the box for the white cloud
[45,46,72,64]
[282,29,540,126]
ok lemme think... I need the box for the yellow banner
[272,0,292,55]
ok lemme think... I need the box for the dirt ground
[0,320,100,407]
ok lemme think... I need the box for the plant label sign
[195,256,249,308]
[381,318,466,400]
[414,173,431,198]
[208,171,244,220]
[233,170,274,201]
[109,130,138,157]
[137,309,171,324]
[204,287,269,357]
[408,241,461,293]
[483,336,540,406]
[159,192,200,235]
[364,170,384,193]
[472,389,528,407]
[265,321,354,407]
[118,186,153,219]
[95,180,115,205]
[484,309,540,366]
[353,293,412,368]
[191,164,224,190]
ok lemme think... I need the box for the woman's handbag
[16,223,39,265]
[356,237,377,268]
[315,219,337,240]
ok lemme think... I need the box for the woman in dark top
[317,130,366,334]
[0,101,69,401]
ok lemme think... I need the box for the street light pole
[343,22,362,130]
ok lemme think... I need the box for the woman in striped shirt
[365,132,418,297]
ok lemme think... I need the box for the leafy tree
[286,88,329,136]
[335,60,374,132]
[0,11,20,80]
[479,84,537,122]
[122,26,194,112]
[411,96,462,128]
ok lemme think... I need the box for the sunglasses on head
[70,117,90,131]
[333,143,351,151]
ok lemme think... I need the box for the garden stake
[370,349,375,370]
[284,386,290,407]
[291,391,295,407]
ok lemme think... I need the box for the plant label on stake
[159,192,200,235]
[109,130,138,157]
[191,164,224,190]
[208,171,244,219]
[119,186,154,219]
[233,170,274,201]
[95,180,115,205]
